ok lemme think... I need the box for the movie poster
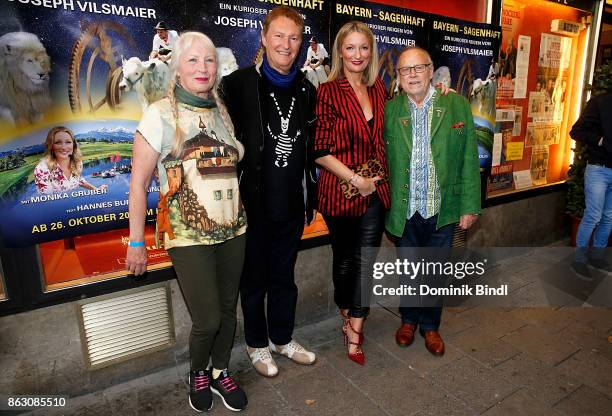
[427,16,501,171]
[0,0,502,248]
[329,0,429,96]
[198,0,328,77]
[497,0,525,97]
[330,1,500,171]
[488,108,515,192]
[0,0,184,247]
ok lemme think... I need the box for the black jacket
[220,63,318,224]
[570,93,612,166]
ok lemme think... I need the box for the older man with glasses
[383,46,481,356]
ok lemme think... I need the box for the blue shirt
[407,86,441,219]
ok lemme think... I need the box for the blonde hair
[44,126,82,175]
[327,21,379,87]
[166,31,237,157]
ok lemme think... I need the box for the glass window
[38,225,171,292]
[487,0,593,198]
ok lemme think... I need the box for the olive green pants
[168,233,245,370]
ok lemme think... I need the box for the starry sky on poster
[2,0,185,101]
[2,0,328,103]
[189,0,328,70]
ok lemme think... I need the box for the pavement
[18,305,611,416]
[12,248,612,416]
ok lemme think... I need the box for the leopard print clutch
[339,159,387,199]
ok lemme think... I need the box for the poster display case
[0,0,602,314]
[487,0,596,198]
[38,225,171,291]
[37,217,329,292]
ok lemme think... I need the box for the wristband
[128,241,145,247]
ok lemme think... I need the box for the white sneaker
[269,339,316,365]
[246,346,278,377]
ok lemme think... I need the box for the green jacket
[384,90,481,237]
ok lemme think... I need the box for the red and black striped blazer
[314,77,391,217]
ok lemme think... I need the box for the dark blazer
[570,93,612,166]
[314,77,391,216]
[384,90,481,236]
[220,63,318,224]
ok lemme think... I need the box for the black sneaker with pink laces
[210,369,247,411]
[188,369,213,412]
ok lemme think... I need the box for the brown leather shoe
[421,330,445,356]
[395,323,416,347]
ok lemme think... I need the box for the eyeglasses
[398,63,432,75]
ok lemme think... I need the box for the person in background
[302,36,329,88]
[34,126,107,194]
[127,31,248,412]
[384,46,481,357]
[220,6,318,378]
[150,21,179,63]
[314,21,391,366]
[570,91,612,280]
[487,58,499,80]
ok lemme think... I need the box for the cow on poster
[0,0,182,247]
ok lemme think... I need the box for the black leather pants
[323,195,385,318]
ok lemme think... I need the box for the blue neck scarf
[261,54,298,89]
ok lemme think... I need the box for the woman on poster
[126,31,248,412]
[34,126,107,194]
[313,21,391,366]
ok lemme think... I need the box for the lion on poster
[0,32,51,126]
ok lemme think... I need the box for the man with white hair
[384,46,481,356]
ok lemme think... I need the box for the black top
[262,83,305,220]
[219,65,318,225]
[570,93,612,166]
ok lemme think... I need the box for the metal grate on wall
[76,282,175,370]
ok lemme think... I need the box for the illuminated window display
[36,219,329,291]
[38,225,171,291]
[487,0,594,198]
